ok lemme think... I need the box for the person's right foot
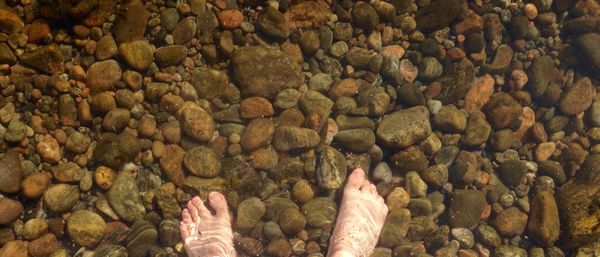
[327,168,389,257]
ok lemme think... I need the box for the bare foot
[327,168,389,257]
[179,192,236,257]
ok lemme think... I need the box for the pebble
[28,233,60,257]
[126,220,157,257]
[180,107,215,143]
[107,170,146,223]
[317,146,347,190]
[67,210,106,247]
[118,40,154,71]
[20,172,51,199]
[379,208,411,248]
[492,207,528,236]
[184,146,221,178]
[386,187,410,210]
[0,151,22,193]
[448,190,486,229]
[43,184,79,213]
[0,198,23,225]
[237,197,266,230]
[376,106,431,148]
[273,126,320,151]
[86,60,122,93]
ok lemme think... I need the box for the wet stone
[107,170,146,223]
[317,146,347,190]
[0,151,23,194]
[448,190,486,229]
[232,46,303,99]
[376,106,431,149]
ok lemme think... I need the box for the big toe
[345,168,366,192]
[208,192,230,219]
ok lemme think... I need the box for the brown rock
[492,207,528,237]
[86,60,122,93]
[159,144,186,186]
[273,126,321,151]
[217,10,244,29]
[94,166,117,190]
[28,233,59,257]
[240,97,275,119]
[284,0,332,29]
[0,240,27,257]
[241,118,275,152]
[27,19,50,43]
[556,154,600,248]
[113,0,149,43]
[465,75,494,113]
[180,107,215,143]
[0,198,23,225]
[483,92,523,129]
[559,77,595,115]
[0,6,24,33]
[35,135,62,164]
[454,10,484,35]
[528,191,560,246]
[0,151,22,193]
[21,172,51,199]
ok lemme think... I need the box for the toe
[368,183,377,195]
[181,208,193,224]
[179,222,190,241]
[192,196,211,218]
[208,192,230,219]
[345,168,365,192]
[187,201,199,223]
[360,180,372,194]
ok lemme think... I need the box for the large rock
[236,197,266,230]
[67,210,106,247]
[448,190,486,229]
[118,40,154,71]
[231,46,303,99]
[556,154,600,248]
[334,128,376,153]
[184,146,221,178]
[43,184,79,213]
[0,198,23,225]
[273,126,320,151]
[435,59,476,105]
[86,59,122,93]
[379,208,411,248]
[301,197,337,228]
[574,33,600,76]
[190,68,229,100]
[180,107,215,143]
[376,106,431,148]
[526,55,555,99]
[107,170,146,223]
[126,220,157,257]
[559,77,595,115]
[317,146,347,190]
[93,132,140,169]
[528,191,560,246]
[0,151,22,193]
[19,44,64,74]
[0,6,24,33]
[113,0,149,43]
[415,0,462,32]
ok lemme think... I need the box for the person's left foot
[179,192,236,257]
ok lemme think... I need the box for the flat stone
[107,170,146,223]
[0,151,22,193]
[317,146,347,190]
[376,106,431,148]
[231,46,303,99]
